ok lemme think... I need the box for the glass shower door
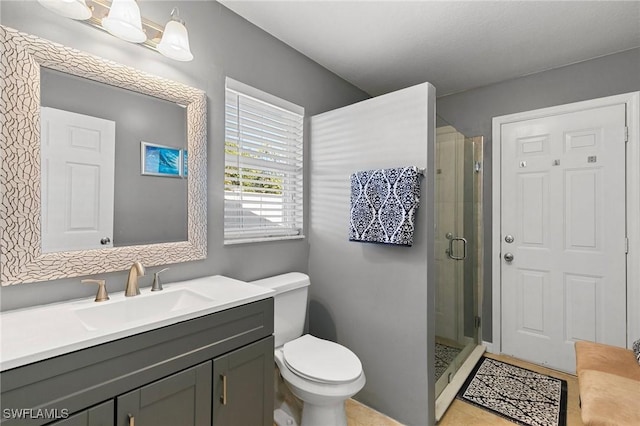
[434,123,483,399]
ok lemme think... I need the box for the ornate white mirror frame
[0,26,207,285]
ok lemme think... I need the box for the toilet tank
[251,273,310,348]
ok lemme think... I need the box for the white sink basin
[73,289,214,331]
[0,275,275,371]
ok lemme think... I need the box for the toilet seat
[282,334,362,384]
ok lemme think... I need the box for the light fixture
[38,0,194,62]
[157,8,193,62]
[100,0,146,43]
[37,0,92,21]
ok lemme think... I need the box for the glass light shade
[101,0,146,43]
[157,20,194,62]
[38,0,92,20]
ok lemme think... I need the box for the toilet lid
[283,335,362,384]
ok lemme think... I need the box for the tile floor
[435,342,462,381]
[343,353,584,426]
[273,398,401,426]
[346,399,404,426]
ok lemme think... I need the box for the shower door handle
[447,236,467,260]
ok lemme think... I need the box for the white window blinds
[224,78,304,243]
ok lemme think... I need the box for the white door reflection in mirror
[41,107,115,253]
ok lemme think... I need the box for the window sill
[223,235,306,246]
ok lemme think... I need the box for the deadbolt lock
[505,235,514,244]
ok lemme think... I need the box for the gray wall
[437,47,640,342]
[0,0,369,310]
[309,83,436,425]
[41,68,188,246]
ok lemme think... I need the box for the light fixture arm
[169,7,185,25]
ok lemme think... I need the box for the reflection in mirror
[40,68,188,252]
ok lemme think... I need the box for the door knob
[100,237,111,245]
[504,252,514,262]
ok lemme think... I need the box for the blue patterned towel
[349,166,421,246]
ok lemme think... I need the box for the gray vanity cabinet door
[116,361,212,426]
[48,401,114,426]
[212,336,274,426]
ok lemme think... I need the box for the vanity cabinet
[213,337,274,426]
[0,299,274,426]
[116,362,212,426]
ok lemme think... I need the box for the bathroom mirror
[40,67,188,251]
[0,26,207,285]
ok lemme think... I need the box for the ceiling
[219,0,640,97]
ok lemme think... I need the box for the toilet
[252,273,366,426]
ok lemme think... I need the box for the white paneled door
[500,103,627,373]
[41,107,116,253]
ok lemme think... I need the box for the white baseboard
[482,341,495,354]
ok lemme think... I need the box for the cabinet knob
[128,413,135,426]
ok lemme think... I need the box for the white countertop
[0,275,274,371]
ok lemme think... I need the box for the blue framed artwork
[141,142,182,177]
[182,150,188,177]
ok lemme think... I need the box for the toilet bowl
[251,273,366,426]
[275,335,366,426]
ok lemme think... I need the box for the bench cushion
[578,369,640,426]
[575,340,640,381]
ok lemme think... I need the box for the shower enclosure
[434,120,484,409]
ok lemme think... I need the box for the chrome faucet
[125,261,145,296]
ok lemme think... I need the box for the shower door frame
[435,128,485,351]
[434,129,485,420]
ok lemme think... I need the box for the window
[224,78,304,244]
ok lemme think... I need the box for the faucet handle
[151,268,170,292]
[82,279,109,302]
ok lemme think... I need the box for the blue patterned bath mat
[456,357,567,426]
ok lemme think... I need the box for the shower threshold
[435,344,485,422]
